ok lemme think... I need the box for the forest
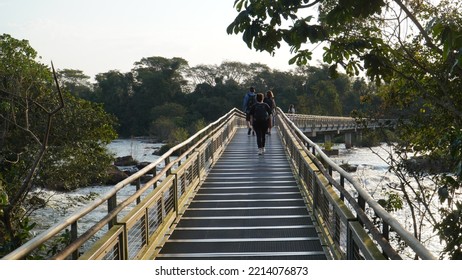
[60,57,382,140]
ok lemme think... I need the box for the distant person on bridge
[249,92,272,155]
[243,86,257,136]
[263,90,276,135]
[288,104,295,114]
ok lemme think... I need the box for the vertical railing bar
[165,157,171,176]
[357,195,366,226]
[382,221,390,259]
[346,223,354,260]
[136,178,141,205]
[174,173,179,217]
[108,193,117,229]
[71,222,78,260]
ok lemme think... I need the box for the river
[331,143,445,258]
[29,139,163,233]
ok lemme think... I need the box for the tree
[57,69,93,99]
[188,64,220,87]
[228,0,462,258]
[1,34,64,253]
[0,34,117,255]
[37,93,117,190]
[93,70,134,137]
[130,57,189,135]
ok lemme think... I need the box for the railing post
[108,194,117,229]
[346,224,354,260]
[196,150,202,181]
[382,221,390,259]
[165,157,171,175]
[340,175,345,201]
[71,222,78,259]
[174,173,179,217]
[136,178,141,205]
[153,168,157,190]
[119,231,127,260]
[312,171,318,214]
[357,195,366,226]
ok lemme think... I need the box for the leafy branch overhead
[227,0,462,82]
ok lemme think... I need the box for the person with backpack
[242,86,257,135]
[249,92,273,155]
[263,90,276,135]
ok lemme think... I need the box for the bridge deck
[156,128,327,260]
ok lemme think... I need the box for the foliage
[57,69,93,99]
[436,202,462,259]
[0,34,117,255]
[322,141,333,151]
[378,192,404,213]
[37,94,117,190]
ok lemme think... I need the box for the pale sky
[0,0,317,79]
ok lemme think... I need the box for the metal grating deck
[156,128,327,260]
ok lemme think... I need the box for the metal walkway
[156,128,327,260]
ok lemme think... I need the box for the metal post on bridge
[71,223,78,259]
[357,131,363,147]
[108,194,117,229]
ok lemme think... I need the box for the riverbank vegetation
[0,34,117,256]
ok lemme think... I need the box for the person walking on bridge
[249,92,273,155]
[263,90,276,135]
[243,86,256,136]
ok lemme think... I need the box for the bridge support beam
[345,133,352,149]
[324,134,332,145]
[357,131,363,147]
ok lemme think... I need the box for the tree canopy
[0,34,117,256]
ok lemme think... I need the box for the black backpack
[246,94,256,113]
[253,103,269,121]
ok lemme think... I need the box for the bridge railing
[3,108,246,260]
[288,113,395,133]
[277,109,435,260]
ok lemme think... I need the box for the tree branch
[7,62,65,211]
[393,0,443,55]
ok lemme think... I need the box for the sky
[0,0,320,80]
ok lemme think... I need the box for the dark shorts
[246,113,251,121]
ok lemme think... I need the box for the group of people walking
[242,87,276,155]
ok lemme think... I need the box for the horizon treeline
[59,56,385,142]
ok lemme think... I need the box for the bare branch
[7,62,65,211]
[393,0,443,54]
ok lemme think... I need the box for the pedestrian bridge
[2,108,435,260]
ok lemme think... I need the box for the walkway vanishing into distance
[2,109,435,260]
[156,129,326,260]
